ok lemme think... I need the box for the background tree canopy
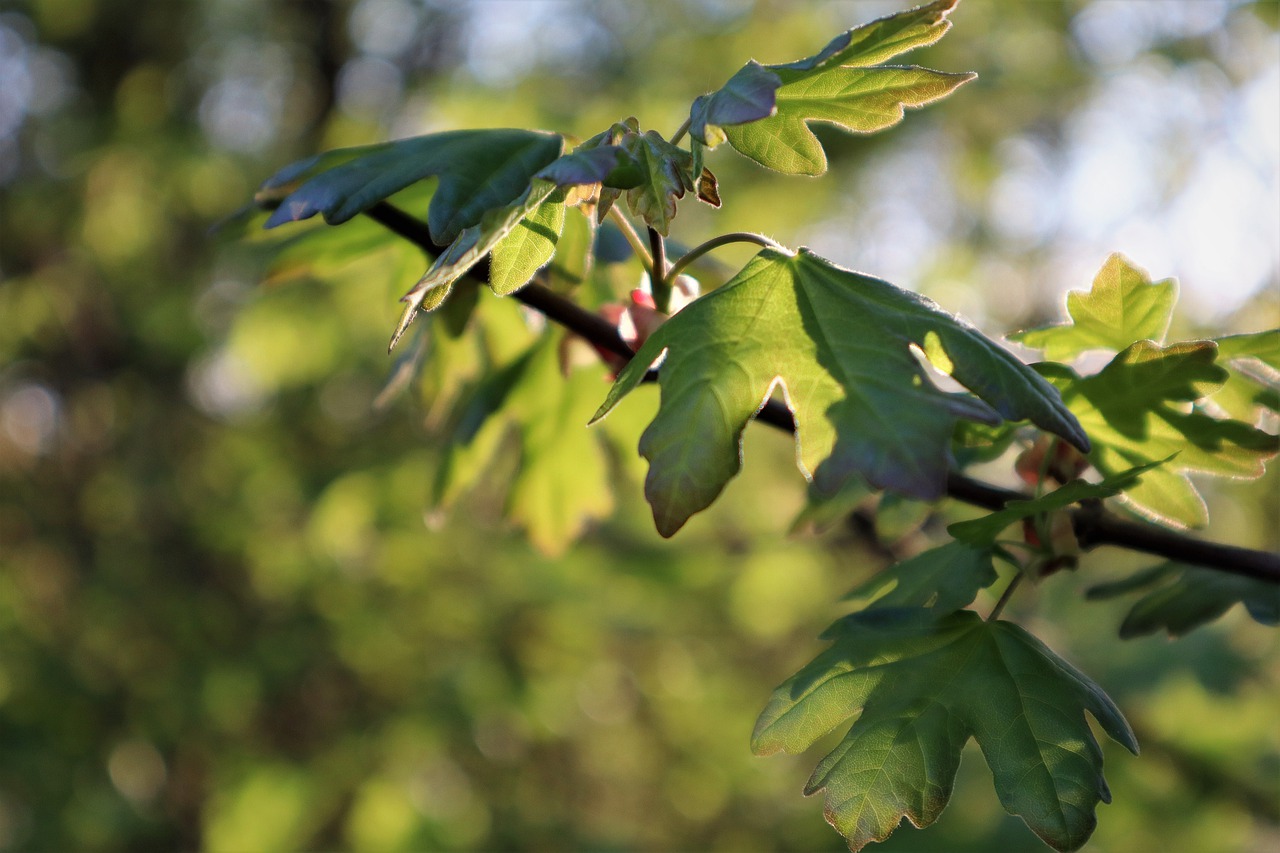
[0,1,1276,851]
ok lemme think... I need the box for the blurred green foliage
[0,1,1276,850]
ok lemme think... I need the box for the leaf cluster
[246,3,1278,852]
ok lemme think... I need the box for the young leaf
[259,129,564,244]
[1050,340,1278,526]
[564,118,641,223]
[843,540,997,612]
[1087,563,1280,638]
[754,609,1137,853]
[592,247,1087,537]
[690,0,973,175]
[490,187,568,295]
[723,67,974,176]
[620,130,698,235]
[1011,253,1177,361]
[947,462,1162,546]
[390,181,558,350]
[777,0,963,70]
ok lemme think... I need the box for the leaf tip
[586,403,611,426]
[388,302,419,353]
[653,510,686,539]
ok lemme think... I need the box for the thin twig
[669,117,692,147]
[607,207,653,275]
[354,200,1280,585]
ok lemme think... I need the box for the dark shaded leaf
[1087,563,1280,637]
[688,62,782,147]
[260,129,563,244]
[536,145,644,190]
[844,541,997,612]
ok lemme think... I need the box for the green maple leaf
[1216,328,1280,370]
[690,0,973,175]
[947,462,1161,546]
[489,187,569,296]
[258,129,564,244]
[1210,329,1280,420]
[390,180,560,350]
[844,541,998,612]
[1011,253,1177,362]
[433,332,614,557]
[592,247,1087,536]
[621,130,699,236]
[1087,562,1280,638]
[1048,340,1278,527]
[754,609,1137,853]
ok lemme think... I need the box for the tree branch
[358,200,1280,585]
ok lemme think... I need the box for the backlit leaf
[490,187,568,295]
[723,66,974,176]
[390,181,558,350]
[690,1,971,175]
[592,247,1087,536]
[1049,341,1278,526]
[1011,253,1177,361]
[690,0,965,164]
[776,0,962,70]
[754,609,1136,852]
[1210,329,1280,421]
[1216,329,1280,370]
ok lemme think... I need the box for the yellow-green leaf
[1011,253,1177,361]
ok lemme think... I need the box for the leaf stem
[607,207,653,276]
[649,227,671,313]
[669,117,691,147]
[665,232,784,284]
[987,572,1024,622]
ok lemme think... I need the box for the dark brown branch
[358,201,1280,585]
